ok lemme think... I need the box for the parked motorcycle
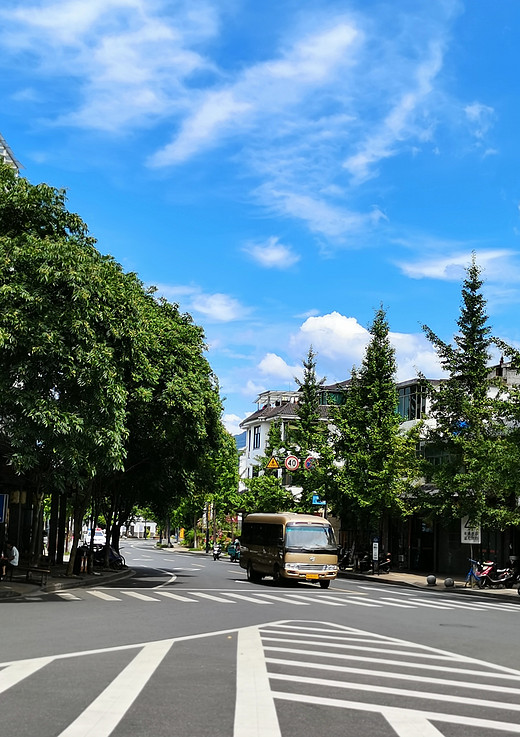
[92,544,126,570]
[479,559,520,589]
[213,544,222,561]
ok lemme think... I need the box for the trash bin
[73,546,88,575]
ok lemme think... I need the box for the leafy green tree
[331,307,419,528]
[421,256,520,527]
[285,347,335,513]
[240,474,294,514]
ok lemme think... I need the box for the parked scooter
[213,543,222,561]
[479,559,520,589]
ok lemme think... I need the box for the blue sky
[2,0,520,434]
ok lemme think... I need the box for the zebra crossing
[257,620,520,735]
[27,587,520,613]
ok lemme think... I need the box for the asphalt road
[1,540,520,737]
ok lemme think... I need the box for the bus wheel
[319,579,330,589]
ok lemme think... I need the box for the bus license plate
[306,573,319,580]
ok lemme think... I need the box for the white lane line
[57,592,82,601]
[273,691,520,735]
[378,599,416,608]
[121,591,160,602]
[336,597,382,608]
[87,591,121,601]
[234,626,281,737]
[253,593,310,606]
[57,639,175,737]
[191,592,233,604]
[264,644,455,662]
[157,591,198,602]
[0,657,54,694]
[357,586,417,595]
[226,593,272,604]
[283,594,347,607]
[265,657,520,696]
[381,597,450,610]
[271,671,520,712]
[411,598,487,611]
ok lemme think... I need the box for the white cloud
[1,0,218,131]
[243,236,300,269]
[290,311,444,380]
[397,249,520,282]
[464,101,495,139]
[153,283,248,322]
[258,353,302,381]
[222,413,247,436]
[343,41,444,183]
[149,21,360,166]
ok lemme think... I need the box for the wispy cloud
[397,249,520,282]
[243,236,300,269]
[153,283,249,322]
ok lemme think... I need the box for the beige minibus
[239,513,338,588]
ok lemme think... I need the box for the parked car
[82,528,106,546]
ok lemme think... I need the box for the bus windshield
[285,525,336,552]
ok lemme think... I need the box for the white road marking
[226,593,271,604]
[378,599,416,608]
[57,639,175,737]
[381,597,450,610]
[253,593,310,606]
[57,592,82,601]
[284,593,347,607]
[121,591,160,602]
[272,691,520,734]
[0,657,53,694]
[157,591,197,602]
[335,596,382,607]
[191,592,233,603]
[86,591,121,601]
[234,626,281,737]
[265,657,520,696]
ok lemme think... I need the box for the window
[398,384,427,421]
[253,425,261,449]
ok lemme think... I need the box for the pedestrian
[1,542,19,579]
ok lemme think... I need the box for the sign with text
[461,516,481,544]
[284,455,300,471]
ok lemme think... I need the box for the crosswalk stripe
[87,591,121,601]
[381,597,449,610]
[121,591,160,602]
[157,591,197,602]
[253,593,310,606]
[226,593,272,604]
[338,597,382,608]
[191,592,233,603]
[284,593,346,607]
[57,592,81,601]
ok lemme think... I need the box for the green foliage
[240,474,294,513]
[421,255,520,527]
[331,307,419,524]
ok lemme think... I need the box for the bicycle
[464,558,483,588]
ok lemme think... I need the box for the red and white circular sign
[284,455,300,471]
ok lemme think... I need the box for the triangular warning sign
[266,457,280,469]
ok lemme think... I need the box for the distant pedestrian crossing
[24,587,520,613]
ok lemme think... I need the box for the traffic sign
[0,494,8,523]
[266,457,280,470]
[312,494,326,505]
[284,455,300,471]
[304,456,318,470]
